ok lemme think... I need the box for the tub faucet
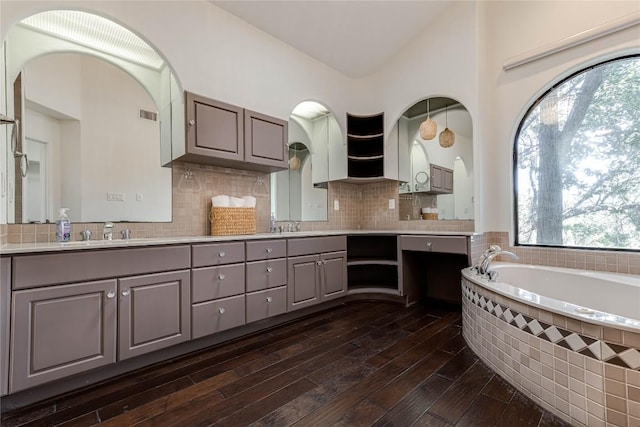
[473,245,501,275]
[479,249,520,277]
[103,222,114,240]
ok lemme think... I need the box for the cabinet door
[10,280,117,393]
[244,109,287,170]
[1,258,10,396]
[287,255,320,311]
[443,168,454,193]
[321,251,347,301]
[186,91,244,162]
[118,270,191,361]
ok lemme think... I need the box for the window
[514,55,640,251]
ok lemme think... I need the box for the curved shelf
[347,286,400,296]
[347,259,398,267]
[347,155,384,161]
[347,133,384,139]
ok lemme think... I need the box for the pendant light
[289,144,301,170]
[419,99,437,140]
[439,105,455,148]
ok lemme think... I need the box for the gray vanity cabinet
[429,164,454,194]
[287,236,347,311]
[245,240,287,323]
[118,270,191,361]
[191,242,246,339]
[1,258,11,396]
[10,279,118,393]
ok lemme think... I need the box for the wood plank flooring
[1,301,571,427]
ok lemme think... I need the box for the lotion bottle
[56,208,71,242]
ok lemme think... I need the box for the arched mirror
[395,97,473,221]
[271,101,340,222]
[2,10,182,223]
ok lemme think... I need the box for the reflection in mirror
[395,97,473,221]
[3,10,180,224]
[271,101,338,222]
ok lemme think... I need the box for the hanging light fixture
[419,99,437,140]
[439,105,455,148]
[289,143,301,170]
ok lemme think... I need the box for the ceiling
[212,1,454,78]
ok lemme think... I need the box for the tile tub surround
[462,277,640,427]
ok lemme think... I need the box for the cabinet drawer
[246,259,287,292]
[192,264,245,303]
[400,235,468,255]
[246,239,286,261]
[192,294,246,339]
[192,242,244,267]
[287,236,346,257]
[13,245,191,289]
[246,286,287,324]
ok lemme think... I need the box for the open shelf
[347,235,399,294]
[346,113,384,181]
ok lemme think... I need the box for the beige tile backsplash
[2,165,638,275]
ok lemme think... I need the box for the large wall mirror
[2,10,182,223]
[395,97,473,221]
[271,101,340,222]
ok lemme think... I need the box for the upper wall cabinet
[181,91,288,172]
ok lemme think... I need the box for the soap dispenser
[56,208,71,242]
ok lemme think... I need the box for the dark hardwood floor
[1,300,571,427]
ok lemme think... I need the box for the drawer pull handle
[121,289,130,297]
[106,291,116,299]
[266,248,272,253]
[218,307,226,314]
[266,296,273,303]
[266,267,273,273]
[219,251,226,257]
[218,273,226,280]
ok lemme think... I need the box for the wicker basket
[210,207,256,236]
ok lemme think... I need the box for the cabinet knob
[219,251,226,257]
[426,242,432,250]
[218,307,226,314]
[188,119,195,126]
[266,296,273,303]
[266,267,273,273]
[316,260,322,266]
[266,247,272,253]
[322,260,327,265]
[218,273,226,280]
[106,291,116,299]
[121,289,130,297]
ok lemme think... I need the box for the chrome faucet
[80,230,92,241]
[295,221,301,232]
[121,229,131,240]
[472,245,501,274]
[479,249,520,278]
[287,222,293,233]
[103,222,114,240]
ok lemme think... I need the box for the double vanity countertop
[0,230,478,255]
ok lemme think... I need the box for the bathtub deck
[0,301,570,427]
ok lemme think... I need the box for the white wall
[477,1,640,234]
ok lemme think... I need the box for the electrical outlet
[107,192,125,202]
[334,199,340,211]
[388,199,395,210]
[136,193,143,202]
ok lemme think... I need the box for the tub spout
[472,245,501,275]
[479,250,519,276]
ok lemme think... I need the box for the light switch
[388,199,395,210]
[136,193,143,202]
[334,199,340,211]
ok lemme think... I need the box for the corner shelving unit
[346,113,384,181]
[346,235,399,295]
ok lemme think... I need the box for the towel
[242,196,256,208]
[229,197,245,207]
[211,195,230,207]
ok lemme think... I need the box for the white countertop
[0,230,478,255]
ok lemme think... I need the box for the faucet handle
[121,229,131,240]
[80,230,92,241]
